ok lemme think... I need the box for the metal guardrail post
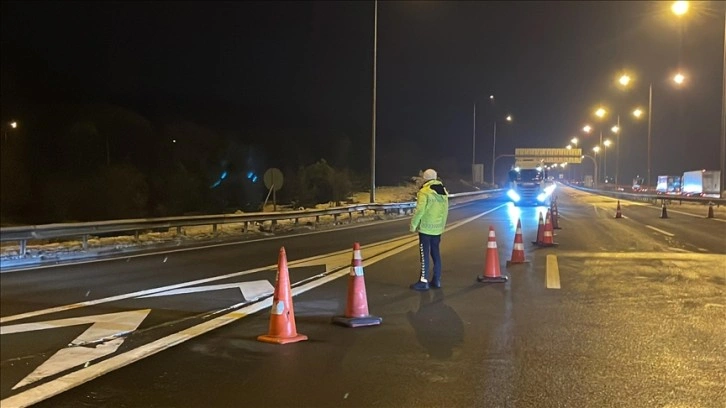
[82,234,88,251]
[20,239,26,257]
[212,224,218,237]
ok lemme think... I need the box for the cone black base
[332,315,382,328]
[477,275,508,283]
[534,242,559,248]
[506,260,530,266]
[257,333,308,345]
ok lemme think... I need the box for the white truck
[681,170,721,198]
[506,158,555,206]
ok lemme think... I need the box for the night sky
[2,1,724,182]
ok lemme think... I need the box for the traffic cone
[477,226,508,283]
[536,210,559,248]
[707,202,714,218]
[332,243,382,328]
[532,211,545,245]
[660,203,668,219]
[258,247,308,344]
[615,200,623,219]
[506,219,529,266]
[552,202,561,229]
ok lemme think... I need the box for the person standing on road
[410,168,449,291]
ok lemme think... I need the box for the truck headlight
[537,193,547,202]
[507,190,521,202]
[544,184,556,195]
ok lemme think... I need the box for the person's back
[411,179,449,235]
[410,169,449,291]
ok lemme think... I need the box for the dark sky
[2,1,724,181]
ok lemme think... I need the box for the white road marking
[668,247,690,253]
[1,310,151,389]
[139,280,274,301]
[546,255,560,289]
[0,206,508,408]
[554,252,726,261]
[645,225,675,237]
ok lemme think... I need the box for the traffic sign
[263,168,284,191]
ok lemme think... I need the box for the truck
[506,158,556,206]
[656,175,682,195]
[681,170,721,198]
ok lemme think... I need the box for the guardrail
[566,183,726,206]
[0,189,504,257]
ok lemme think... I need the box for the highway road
[1,185,724,407]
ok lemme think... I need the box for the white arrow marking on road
[2,309,151,390]
[139,280,274,301]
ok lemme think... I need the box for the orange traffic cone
[552,202,561,229]
[536,210,559,248]
[477,226,508,283]
[707,202,714,218]
[660,203,668,219]
[332,243,382,328]
[258,247,308,344]
[532,211,545,245]
[615,200,623,219]
[506,219,529,266]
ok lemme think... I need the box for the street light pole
[472,102,476,169]
[615,114,620,186]
[721,9,726,197]
[647,83,653,188]
[599,129,603,184]
[491,121,497,185]
[370,0,378,203]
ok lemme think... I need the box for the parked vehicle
[681,170,721,198]
[656,175,682,195]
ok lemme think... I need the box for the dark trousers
[418,233,442,283]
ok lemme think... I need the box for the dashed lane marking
[546,254,560,289]
[645,225,675,237]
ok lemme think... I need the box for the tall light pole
[722,8,726,196]
[611,119,621,186]
[722,8,726,197]
[595,107,607,185]
[671,1,725,196]
[603,139,612,182]
[647,83,653,188]
[370,0,378,203]
[491,114,513,185]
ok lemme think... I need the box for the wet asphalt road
[2,185,725,408]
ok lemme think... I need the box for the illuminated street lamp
[632,108,643,118]
[583,125,592,133]
[673,73,686,85]
[571,137,579,146]
[3,120,18,142]
[566,144,572,150]
[593,146,601,153]
[619,74,632,87]
[671,1,688,16]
